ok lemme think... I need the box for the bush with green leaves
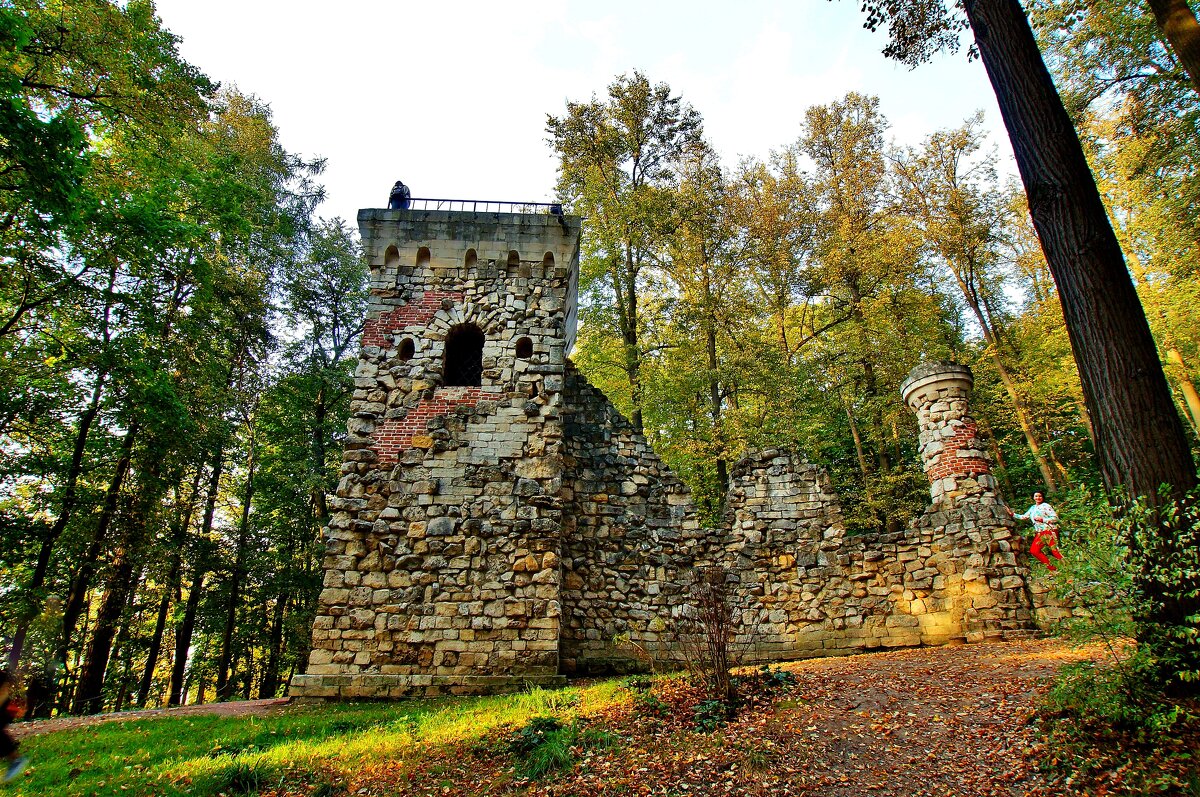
[1034,486,1200,793]
[506,715,618,780]
[692,699,733,732]
[1052,485,1200,690]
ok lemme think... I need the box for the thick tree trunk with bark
[1147,0,1200,94]
[964,0,1196,501]
[964,0,1199,687]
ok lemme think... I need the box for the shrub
[506,715,618,780]
[692,699,732,732]
[1032,486,1200,793]
[1052,486,1200,690]
[507,716,564,757]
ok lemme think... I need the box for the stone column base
[288,672,568,700]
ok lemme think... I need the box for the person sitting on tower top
[388,180,411,210]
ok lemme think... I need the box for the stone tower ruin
[289,206,580,698]
[290,204,1066,701]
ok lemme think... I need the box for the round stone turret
[901,362,998,506]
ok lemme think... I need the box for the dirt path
[746,637,1094,796]
[11,639,1097,796]
[351,637,1098,796]
[9,697,290,740]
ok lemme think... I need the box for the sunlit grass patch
[13,680,631,797]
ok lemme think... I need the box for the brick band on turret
[901,362,998,506]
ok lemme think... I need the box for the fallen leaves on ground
[268,638,1111,797]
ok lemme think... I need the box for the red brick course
[372,387,500,462]
[925,420,992,480]
[361,291,464,348]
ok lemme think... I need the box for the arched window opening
[515,337,533,359]
[417,246,431,267]
[444,325,485,387]
[384,245,400,268]
[464,249,478,268]
[542,252,555,268]
[507,250,520,268]
[398,338,416,361]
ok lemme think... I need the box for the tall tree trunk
[216,452,256,701]
[1166,348,1200,436]
[9,368,109,671]
[311,381,330,523]
[167,447,224,706]
[616,246,644,433]
[841,391,870,477]
[964,0,1196,500]
[951,268,1059,492]
[168,564,207,707]
[259,594,287,699]
[706,321,728,497]
[12,258,122,670]
[136,472,201,708]
[56,420,139,683]
[1147,0,1200,94]
[108,577,142,714]
[241,649,254,700]
[964,0,1199,684]
[73,471,161,715]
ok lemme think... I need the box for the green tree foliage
[0,1,361,715]
[547,71,704,433]
[854,0,1199,687]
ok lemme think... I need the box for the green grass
[11,681,627,797]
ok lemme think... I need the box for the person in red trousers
[1007,491,1064,572]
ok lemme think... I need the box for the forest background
[1,0,1198,716]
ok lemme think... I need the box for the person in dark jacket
[0,672,27,783]
[388,180,411,210]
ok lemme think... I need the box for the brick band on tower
[900,362,999,506]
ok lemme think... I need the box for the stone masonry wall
[556,363,1043,673]
[291,206,1051,698]
[719,451,1032,659]
[290,210,580,698]
[557,383,1040,674]
[558,362,708,673]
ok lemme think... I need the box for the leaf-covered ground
[324,638,1100,797]
[22,638,1188,797]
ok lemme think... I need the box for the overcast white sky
[152,0,1013,226]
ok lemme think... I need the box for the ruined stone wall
[290,210,580,698]
[556,363,1043,673]
[718,452,1033,661]
[291,205,1056,700]
[558,362,708,673]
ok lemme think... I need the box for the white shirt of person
[1015,501,1058,533]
